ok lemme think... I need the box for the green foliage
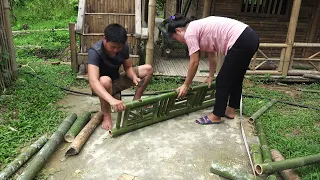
[12,0,77,23]
[146,76,183,92]
[14,30,70,58]
[242,80,320,179]
[0,58,76,167]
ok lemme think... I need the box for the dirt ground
[34,86,259,180]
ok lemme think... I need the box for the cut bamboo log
[0,135,48,180]
[65,111,103,156]
[250,144,263,165]
[210,162,263,180]
[303,73,320,80]
[17,113,77,180]
[255,153,320,175]
[271,149,301,180]
[64,111,91,142]
[249,99,277,123]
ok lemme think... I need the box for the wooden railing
[247,42,320,76]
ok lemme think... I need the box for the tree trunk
[64,111,91,142]
[17,113,77,180]
[0,135,48,180]
[65,111,103,156]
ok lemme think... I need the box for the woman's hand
[202,76,214,88]
[176,84,189,98]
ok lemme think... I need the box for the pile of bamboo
[0,111,103,180]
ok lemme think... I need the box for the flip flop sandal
[195,115,221,125]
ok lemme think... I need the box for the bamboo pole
[249,99,277,123]
[250,144,263,165]
[17,113,77,180]
[65,111,103,156]
[203,0,212,17]
[145,0,156,65]
[278,48,286,71]
[0,135,48,180]
[282,0,302,76]
[271,149,301,180]
[69,23,78,72]
[255,153,320,175]
[3,0,17,79]
[64,111,91,142]
[210,162,263,180]
[304,0,320,58]
[303,73,320,80]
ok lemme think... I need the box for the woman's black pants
[213,27,259,117]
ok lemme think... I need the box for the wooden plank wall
[85,14,136,34]
[86,0,135,13]
[82,35,138,54]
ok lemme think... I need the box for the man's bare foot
[101,114,112,130]
[225,106,235,119]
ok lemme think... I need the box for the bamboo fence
[110,83,216,137]
[0,0,17,94]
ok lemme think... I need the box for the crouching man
[88,23,153,131]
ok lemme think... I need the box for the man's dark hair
[104,24,127,45]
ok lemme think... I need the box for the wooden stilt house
[70,0,320,79]
[164,0,320,77]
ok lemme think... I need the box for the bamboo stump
[17,113,77,180]
[65,111,103,156]
[0,135,48,180]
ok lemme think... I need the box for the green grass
[0,58,77,168]
[242,81,320,179]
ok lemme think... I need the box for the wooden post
[202,0,212,17]
[305,1,320,57]
[4,0,18,79]
[145,0,156,65]
[200,0,213,58]
[135,0,142,37]
[69,23,78,72]
[282,0,302,76]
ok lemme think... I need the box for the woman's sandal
[195,115,221,125]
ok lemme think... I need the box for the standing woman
[168,14,259,124]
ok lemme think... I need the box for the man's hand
[109,98,126,112]
[132,76,141,86]
[176,84,189,98]
[202,76,214,88]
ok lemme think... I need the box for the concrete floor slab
[41,90,257,180]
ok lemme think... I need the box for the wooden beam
[282,0,302,76]
[135,0,142,37]
[75,0,86,33]
[146,0,156,65]
[69,23,78,72]
[305,0,320,57]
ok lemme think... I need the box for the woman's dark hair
[167,13,194,35]
[104,23,127,45]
